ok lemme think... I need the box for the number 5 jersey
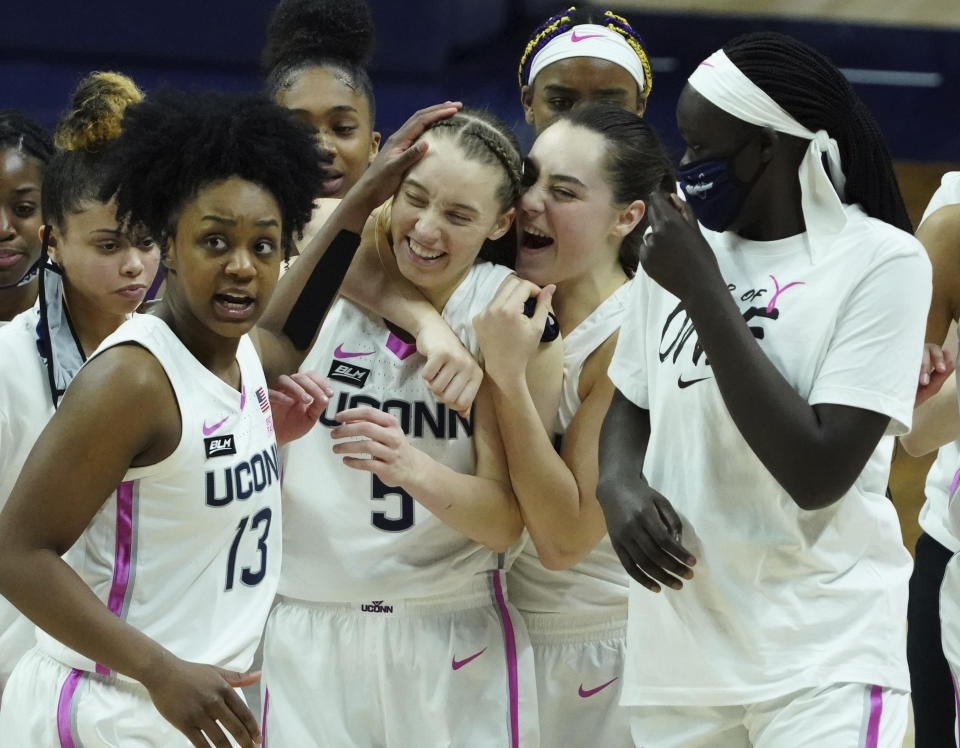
[37,313,281,679]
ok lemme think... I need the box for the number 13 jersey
[279,261,513,603]
[37,314,281,681]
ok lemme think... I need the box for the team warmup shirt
[509,282,631,613]
[0,306,46,688]
[608,204,931,705]
[918,172,960,552]
[279,261,513,603]
[37,314,281,679]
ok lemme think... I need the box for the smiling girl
[260,108,561,748]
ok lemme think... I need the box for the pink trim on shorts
[491,570,519,748]
[262,687,270,747]
[98,480,135,676]
[864,685,883,748]
[57,668,83,748]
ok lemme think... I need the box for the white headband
[688,49,848,257]
[528,24,646,96]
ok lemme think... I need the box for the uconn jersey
[37,314,281,679]
[509,283,632,613]
[280,261,513,602]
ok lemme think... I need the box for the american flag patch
[256,387,270,413]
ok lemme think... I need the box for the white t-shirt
[37,315,281,680]
[508,282,631,613]
[0,306,46,688]
[608,204,930,705]
[279,261,513,602]
[917,172,960,550]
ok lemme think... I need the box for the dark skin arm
[640,192,891,511]
[596,389,696,592]
[0,346,262,748]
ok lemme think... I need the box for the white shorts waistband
[522,608,627,644]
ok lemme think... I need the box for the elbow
[897,434,930,458]
[483,515,524,554]
[539,548,584,571]
[787,482,849,511]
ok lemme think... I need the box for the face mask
[0,256,43,290]
[677,140,765,232]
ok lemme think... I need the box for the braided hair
[723,32,911,232]
[421,109,522,265]
[518,5,652,100]
[0,110,54,166]
[263,0,376,125]
[42,72,143,230]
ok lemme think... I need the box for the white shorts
[0,602,34,702]
[629,682,908,748]
[0,646,244,747]
[262,570,538,747]
[940,552,960,745]
[524,609,630,748]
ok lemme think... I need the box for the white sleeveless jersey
[280,261,513,602]
[508,282,631,613]
[917,172,960,551]
[38,314,281,680]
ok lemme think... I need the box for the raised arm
[253,102,462,381]
[0,347,262,748]
[639,192,930,511]
[474,275,616,569]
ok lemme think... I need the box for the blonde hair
[54,72,144,152]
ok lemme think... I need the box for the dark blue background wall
[2,1,957,162]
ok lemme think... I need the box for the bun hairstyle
[102,88,325,259]
[42,71,143,229]
[0,110,55,166]
[558,102,675,275]
[263,0,376,123]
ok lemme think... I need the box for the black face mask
[677,139,767,232]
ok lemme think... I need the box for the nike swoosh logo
[202,415,229,436]
[451,647,487,670]
[578,677,618,698]
[334,344,373,359]
[677,375,711,389]
[571,30,605,42]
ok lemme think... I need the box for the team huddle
[0,1,955,746]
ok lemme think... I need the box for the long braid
[518,5,652,99]
[724,32,911,232]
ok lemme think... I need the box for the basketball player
[597,33,929,747]
[0,89,456,747]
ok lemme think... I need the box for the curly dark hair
[101,88,325,258]
[262,0,376,124]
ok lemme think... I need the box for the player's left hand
[916,342,955,407]
[331,406,422,487]
[268,372,333,446]
[473,275,555,386]
[639,191,724,301]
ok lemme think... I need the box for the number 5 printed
[225,507,272,590]
[372,475,414,531]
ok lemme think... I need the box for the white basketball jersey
[38,314,281,679]
[280,261,513,602]
[508,282,631,613]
